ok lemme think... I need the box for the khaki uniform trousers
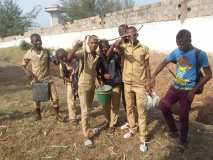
[34,82,59,108]
[124,84,148,142]
[78,85,95,138]
[67,83,77,120]
[104,85,121,127]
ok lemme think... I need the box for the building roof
[45,4,64,13]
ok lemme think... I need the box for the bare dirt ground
[0,48,213,160]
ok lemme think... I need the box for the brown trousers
[124,84,148,142]
[78,85,95,138]
[103,85,121,127]
[67,83,77,120]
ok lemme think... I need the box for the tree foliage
[0,0,38,38]
[60,0,135,20]
[19,40,32,50]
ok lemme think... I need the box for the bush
[19,40,32,50]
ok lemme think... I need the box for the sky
[17,0,160,27]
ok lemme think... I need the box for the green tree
[61,0,96,20]
[60,0,135,20]
[96,0,135,16]
[0,0,38,38]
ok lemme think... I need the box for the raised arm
[67,40,83,61]
[106,39,123,57]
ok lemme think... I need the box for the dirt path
[0,57,213,160]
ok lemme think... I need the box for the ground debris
[48,145,69,149]
[41,156,55,159]
[0,125,8,136]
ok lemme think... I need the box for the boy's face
[101,43,110,55]
[176,38,191,52]
[57,52,67,62]
[31,35,42,50]
[88,37,98,52]
[127,28,138,43]
[118,27,127,36]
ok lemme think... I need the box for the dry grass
[0,47,25,64]
[0,47,213,160]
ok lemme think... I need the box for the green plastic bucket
[95,85,112,106]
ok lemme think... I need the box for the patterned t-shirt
[166,48,209,90]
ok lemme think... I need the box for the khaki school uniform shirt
[76,50,99,86]
[122,42,150,86]
[22,48,52,82]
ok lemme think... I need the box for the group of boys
[22,24,212,153]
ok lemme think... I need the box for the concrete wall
[0,0,212,40]
[0,16,212,54]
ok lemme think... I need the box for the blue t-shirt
[166,48,209,90]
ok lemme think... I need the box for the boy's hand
[75,40,83,48]
[96,80,103,88]
[30,76,38,85]
[104,73,112,80]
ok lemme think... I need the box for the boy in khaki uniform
[55,48,78,124]
[117,24,130,129]
[108,26,152,152]
[67,35,99,147]
[22,34,64,122]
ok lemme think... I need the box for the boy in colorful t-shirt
[151,29,212,151]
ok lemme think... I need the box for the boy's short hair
[176,29,191,41]
[30,33,41,40]
[99,39,109,47]
[55,48,67,56]
[119,24,128,29]
[127,26,137,31]
[88,35,98,41]
[56,48,67,54]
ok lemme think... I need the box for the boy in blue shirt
[151,29,212,151]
